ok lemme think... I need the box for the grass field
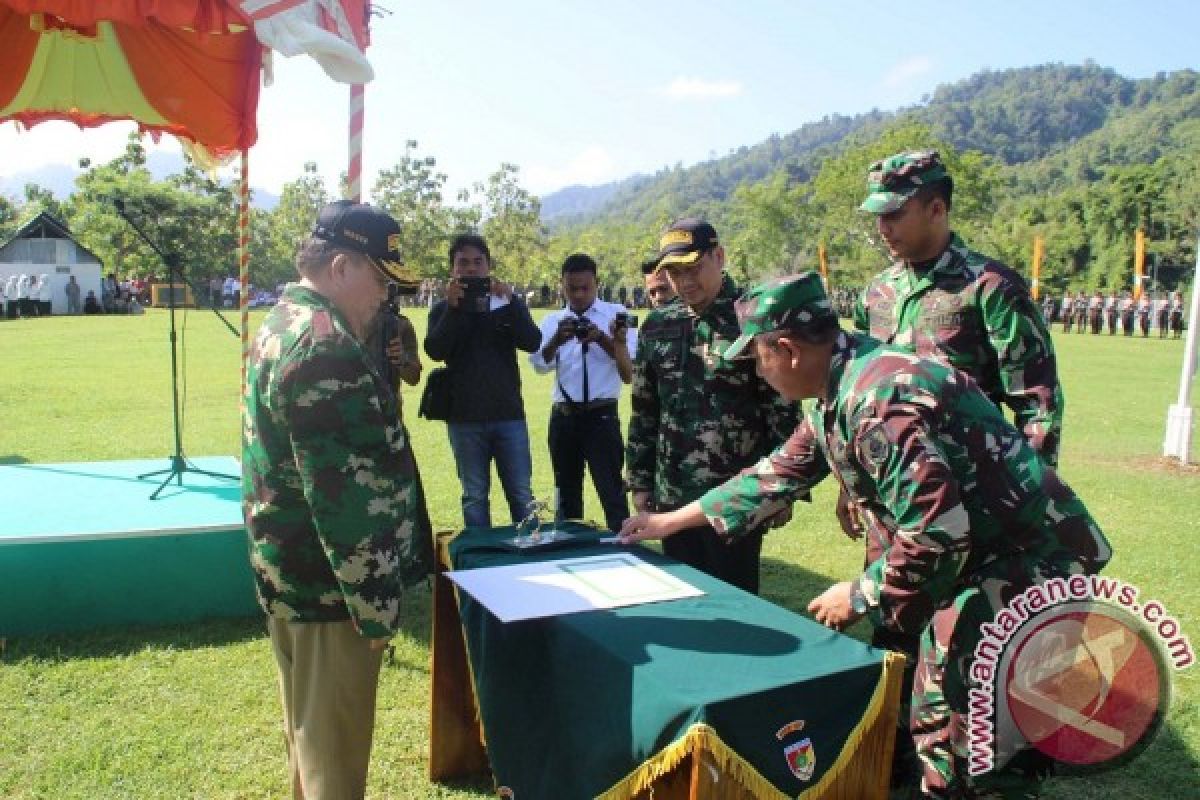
[1,307,1197,799]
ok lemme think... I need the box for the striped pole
[348,83,364,201]
[818,242,828,284]
[1031,235,1044,301]
[239,149,251,395]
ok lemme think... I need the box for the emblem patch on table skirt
[783,736,816,781]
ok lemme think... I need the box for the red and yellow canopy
[0,1,371,164]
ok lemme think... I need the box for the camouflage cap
[859,150,948,214]
[724,271,837,359]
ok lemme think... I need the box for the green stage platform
[0,457,260,636]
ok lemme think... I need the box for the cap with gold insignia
[312,200,417,287]
[859,150,949,214]
[723,271,837,359]
[656,217,719,269]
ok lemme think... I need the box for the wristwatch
[849,579,869,615]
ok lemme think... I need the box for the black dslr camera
[614,311,638,329]
[459,276,492,313]
[565,315,596,340]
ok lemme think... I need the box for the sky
[1,0,1198,200]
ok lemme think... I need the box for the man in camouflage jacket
[243,201,430,799]
[625,218,798,593]
[855,150,1062,466]
[621,273,1111,799]
[852,151,1067,783]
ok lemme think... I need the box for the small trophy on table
[501,496,582,552]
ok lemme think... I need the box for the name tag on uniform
[642,320,688,340]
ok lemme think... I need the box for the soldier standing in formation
[1170,291,1186,338]
[1105,290,1119,334]
[1088,290,1104,334]
[1138,293,1153,336]
[1120,290,1136,336]
[625,218,799,594]
[1074,289,1089,333]
[1060,292,1074,333]
[1156,294,1171,338]
[1040,292,1056,326]
[619,273,1111,800]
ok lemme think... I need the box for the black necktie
[580,324,590,404]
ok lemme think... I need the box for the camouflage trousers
[908,557,1066,799]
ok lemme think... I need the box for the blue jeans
[447,420,534,529]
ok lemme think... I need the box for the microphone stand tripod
[112,199,239,499]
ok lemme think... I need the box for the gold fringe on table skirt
[596,650,906,800]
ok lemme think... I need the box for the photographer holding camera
[530,253,636,533]
[425,233,542,530]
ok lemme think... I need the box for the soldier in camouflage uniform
[852,151,1066,785]
[243,202,431,799]
[854,151,1063,467]
[625,218,799,593]
[1120,290,1136,336]
[1074,290,1089,334]
[620,273,1112,799]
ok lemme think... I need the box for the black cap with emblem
[312,200,416,287]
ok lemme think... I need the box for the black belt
[553,399,618,414]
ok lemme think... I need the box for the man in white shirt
[38,273,52,316]
[531,253,637,532]
[2,275,14,319]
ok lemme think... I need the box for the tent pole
[349,83,364,202]
[239,149,251,397]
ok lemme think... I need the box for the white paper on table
[446,552,704,623]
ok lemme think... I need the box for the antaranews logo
[967,574,1193,777]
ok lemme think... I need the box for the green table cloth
[449,523,900,799]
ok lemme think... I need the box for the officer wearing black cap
[625,218,798,593]
[244,200,432,799]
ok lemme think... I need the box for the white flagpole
[1163,235,1200,462]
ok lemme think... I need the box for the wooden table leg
[428,539,489,782]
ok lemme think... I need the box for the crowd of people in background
[1041,289,1187,338]
[97,273,149,314]
[1,272,52,318]
[827,284,1190,340]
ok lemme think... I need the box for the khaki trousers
[267,617,385,800]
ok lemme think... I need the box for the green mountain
[541,63,1199,290]
[543,63,1194,223]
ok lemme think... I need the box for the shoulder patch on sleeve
[856,422,890,476]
